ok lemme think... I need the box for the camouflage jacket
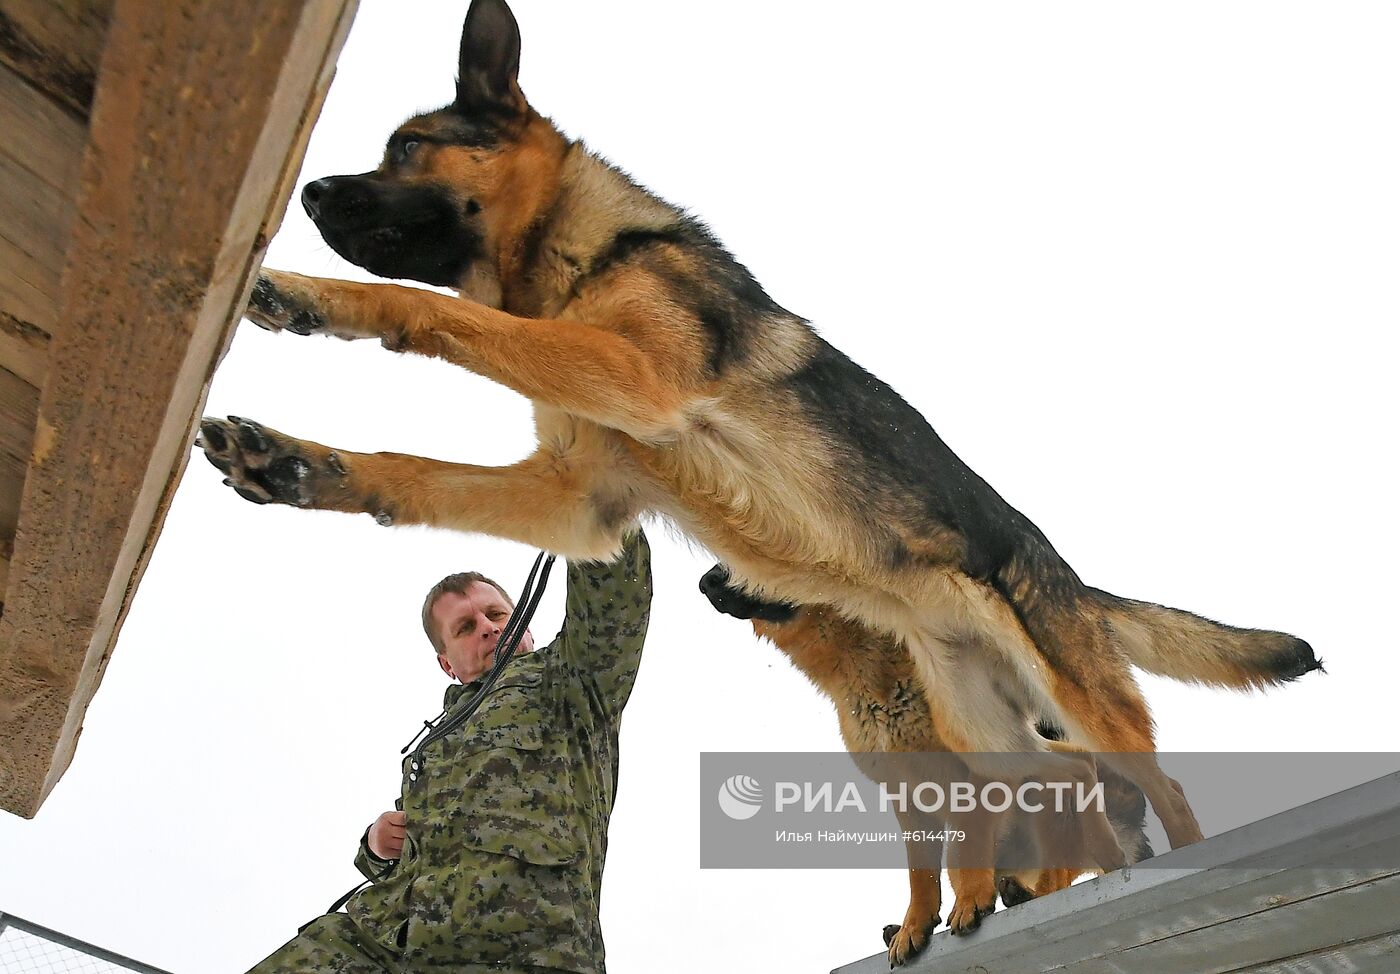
[347,530,651,973]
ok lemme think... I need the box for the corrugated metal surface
[834,774,1400,974]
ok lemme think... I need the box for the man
[248,529,651,974]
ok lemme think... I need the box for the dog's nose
[301,178,333,219]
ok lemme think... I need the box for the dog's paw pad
[244,272,324,335]
[197,416,325,508]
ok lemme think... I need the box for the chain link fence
[0,914,170,974]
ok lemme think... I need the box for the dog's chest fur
[514,144,1029,677]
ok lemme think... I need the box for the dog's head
[301,0,560,295]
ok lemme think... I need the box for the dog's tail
[1090,587,1321,690]
[996,540,1321,692]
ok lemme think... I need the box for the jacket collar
[442,649,541,708]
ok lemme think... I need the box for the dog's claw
[200,421,228,453]
[232,485,270,505]
[236,419,270,453]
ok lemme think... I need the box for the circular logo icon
[717,774,763,820]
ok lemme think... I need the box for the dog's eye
[399,139,420,161]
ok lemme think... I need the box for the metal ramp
[833,773,1400,974]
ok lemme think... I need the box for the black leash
[408,550,556,762]
[320,551,557,918]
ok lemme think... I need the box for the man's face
[431,580,535,683]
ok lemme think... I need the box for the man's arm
[555,527,652,717]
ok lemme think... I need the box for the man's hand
[367,810,406,860]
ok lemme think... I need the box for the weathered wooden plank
[0,310,49,388]
[0,149,76,251]
[0,0,358,818]
[0,237,59,334]
[0,366,37,549]
[0,172,71,336]
[1274,931,1400,974]
[0,60,87,196]
[0,365,37,469]
[0,32,89,345]
[0,449,20,564]
[0,0,112,119]
[1085,871,1400,973]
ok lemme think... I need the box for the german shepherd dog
[700,565,1153,961]
[197,0,1319,908]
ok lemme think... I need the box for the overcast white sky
[2,2,1398,972]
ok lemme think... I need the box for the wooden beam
[0,0,358,817]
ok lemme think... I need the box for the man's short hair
[421,572,515,654]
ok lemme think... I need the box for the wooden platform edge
[0,0,358,818]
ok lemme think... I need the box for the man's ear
[455,0,526,118]
[437,654,455,680]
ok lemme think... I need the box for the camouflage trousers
[247,914,398,974]
[246,913,568,974]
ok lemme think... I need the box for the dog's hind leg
[1097,750,1201,851]
[196,417,627,558]
[1038,664,1204,849]
[899,630,1129,874]
[244,270,694,442]
[988,544,1205,848]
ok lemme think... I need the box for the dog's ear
[455,0,526,118]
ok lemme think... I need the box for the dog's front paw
[196,416,345,509]
[947,892,995,936]
[246,270,326,335]
[884,911,940,967]
[997,874,1036,908]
